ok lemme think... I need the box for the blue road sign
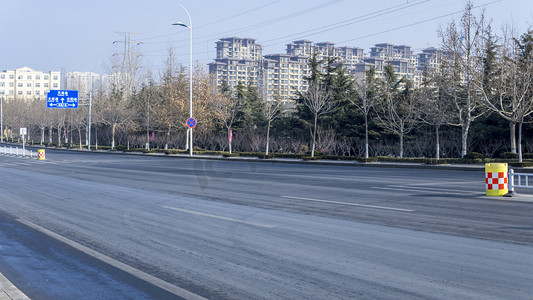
[47,90,79,108]
[186,117,196,128]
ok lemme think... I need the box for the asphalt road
[0,148,532,299]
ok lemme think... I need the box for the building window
[27,83,32,87]
[44,75,49,80]
[36,75,40,80]
[18,75,23,80]
[53,75,58,80]
[0,75,4,79]
[9,75,14,79]
[18,83,23,87]
[27,75,32,80]
[18,91,23,95]
[53,83,58,88]
[44,83,49,88]
[0,83,4,87]
[27,91,31,95]
[36,83,40,87]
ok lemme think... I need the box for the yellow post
[38,149,46,160]
[485,163,508,196]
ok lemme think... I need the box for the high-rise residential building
[63,71,102,95]
[354,43,422,86]
[209,37,263,91]
[0,67,60,100]
[263,54,309,102]
[210,37,370,102]
[417,47,444,73]
[209,37,439,101]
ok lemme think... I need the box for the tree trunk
[111,123,116,149]
[509,121,517,153]
[40,128,44,145]
[518,121,523,163]
[399,132,404,158]
[435,125,440,161]
[78,128,82,149]
[48,123,53,145]
[265,119,271,155]
[364,113,369,159]
[228,127,232,154]
[311,114,318,157]
[461,122,470,158]
[165,126,171,150]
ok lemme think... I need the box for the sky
[1,0,532,76]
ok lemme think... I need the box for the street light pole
[173,4,193,156]
[88,92,92,150]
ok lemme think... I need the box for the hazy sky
[1,0,532,75]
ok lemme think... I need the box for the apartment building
[0,67,60,100]
[263,54,309,102]
[210,37,369,102]
[63,71,101,95]
[417,47,444,73]
[209,37,263,90]
[209,37,442,101]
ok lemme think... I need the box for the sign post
[186,117,196,153]
[20,127,27,151]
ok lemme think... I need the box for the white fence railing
[508,169,533,196]
[0,146,34,158]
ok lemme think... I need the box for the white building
[0,67,60,100]
[63,71,101,95]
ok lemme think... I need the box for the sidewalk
[0,273,29,300]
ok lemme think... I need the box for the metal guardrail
[508,169,533,196]
[0,146,34,158]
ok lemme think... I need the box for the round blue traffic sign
[186,117,196,128]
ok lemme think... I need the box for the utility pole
[113,32,142,98]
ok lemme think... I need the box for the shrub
[425,158,448,165]
[464,152,486,160]
[523,153,533,160]
[500,152,518,159]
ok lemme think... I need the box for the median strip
[280,196,415,212]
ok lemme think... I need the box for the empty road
[0,148,532,299]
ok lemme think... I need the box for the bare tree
[419,71,454,160]
[301,81,333,157]
[439,1,490,157]
[477,27,533,162]
[375,65,419,158]
[212,91,241,154]
[262,96,283,155]
[351,68,379,159]
[100,86,133,149]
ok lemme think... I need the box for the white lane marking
[372,186,479,195]
[162,206,276,229]
[280,196,415,212]
[16,219,207,300]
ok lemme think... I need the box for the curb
[0,273,30,300]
